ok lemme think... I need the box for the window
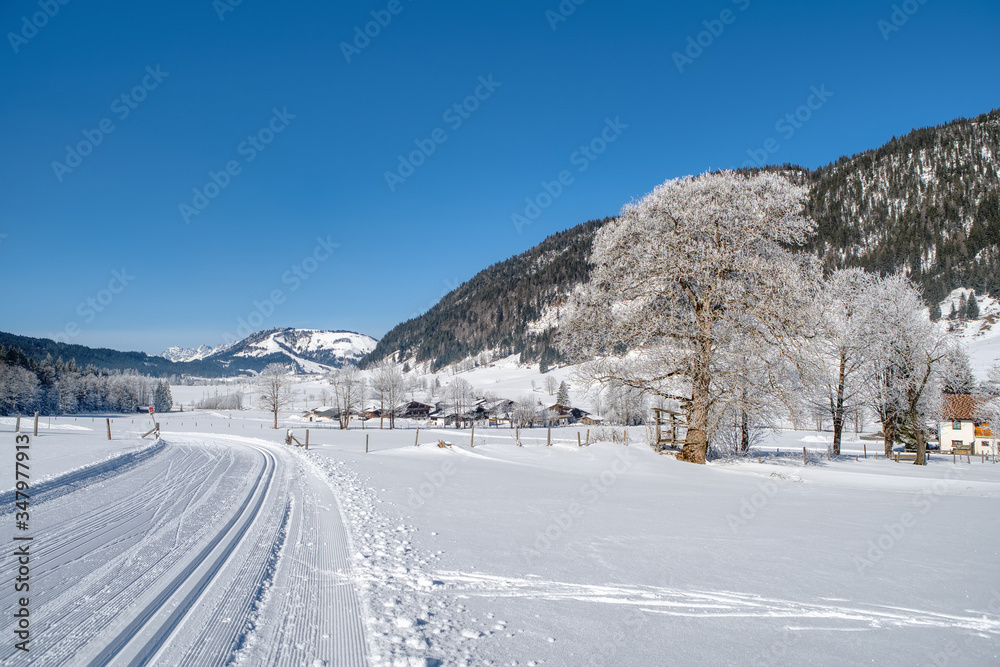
[953,440,963,449]
[953,421,962,430]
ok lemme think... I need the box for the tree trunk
[881,412,896,457]
[679,332,712,465]
[273,409,278,429]
[832,353,846,456]
[739,409,749,454]
[912,404,926,466]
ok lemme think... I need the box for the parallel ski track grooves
[86,444,276,667]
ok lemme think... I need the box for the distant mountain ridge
[0,328,376,378]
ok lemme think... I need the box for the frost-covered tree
[864,275,951,464]
[561,171,816,463]
[545,375,558,396]
[448,377,475,427]
[556,381,570,406]
[328,364,362,429]
[0,362,39,414]
[800,268,877,455]
[371,359,406,428]
[258,363,294,429]
[153,380,173,413]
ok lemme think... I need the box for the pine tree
[959,293,968,319]
[966,291,980,319]
[153,380,173,412]
[556,381,570,407]
[929,301,942,321]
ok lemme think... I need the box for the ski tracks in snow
[0,434,369,666]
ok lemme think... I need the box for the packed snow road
[0,434,367,666]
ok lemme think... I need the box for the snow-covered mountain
[161,344,226,363]
[187,328,377,375]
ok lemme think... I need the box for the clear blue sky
[1,0,997,354]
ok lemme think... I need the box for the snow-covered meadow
[5,402,998,665]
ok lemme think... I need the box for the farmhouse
[938,394,998,456]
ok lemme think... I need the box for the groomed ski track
[0,433,368,666]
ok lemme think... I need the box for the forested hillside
[366,109,1000,370]
[364,218,610,370]
[805,108,1000,304]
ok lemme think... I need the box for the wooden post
[577,432,582,447]
[586,429,590,446]
[305,429,309,450]
[366,433,369,453]
[828,447,831,461]
[758,451,761,464]
[470,424,475,448]
[803,447,807,465]
[624,429,628,446]
[953,451,956,464]
[106,417,112,441]
[415,428,420,447]
[15,414,20,433]
[34,412,39,436]
[863,444,867,459]
[547,428,551,447]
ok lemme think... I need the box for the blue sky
[1,0,997,355]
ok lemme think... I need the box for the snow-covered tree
[864,275,952,464]
[258,363,294,429]
[800,268,877,455]
[153,380,173,413]
[0,362,39,414]
[561,170,816,463]
[448,377,475,427]
[371,359,406,428]
[556,381,570,406]
[545,375,558,396]
[328,364,363,429]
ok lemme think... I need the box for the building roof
[942,394,988,421]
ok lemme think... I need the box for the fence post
[577,432,582,447]
[305,429,309,450]
[415,427,419,447]
[470,424,475,448]
[803,447,807,465]
[586,429,590,446]
[106,417,112,441]
[15,414,20,433]
[864,444,867,459]
[547,428,552,447]
[366,433,369,454]
[34,412,39,436]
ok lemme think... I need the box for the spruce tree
[929,301,942,321]
[959,293,968,319]
[966,291,980,319]
[556,381,570,406]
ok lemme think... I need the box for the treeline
[0,346,172,416]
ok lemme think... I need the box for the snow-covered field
[3,406,999,665]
